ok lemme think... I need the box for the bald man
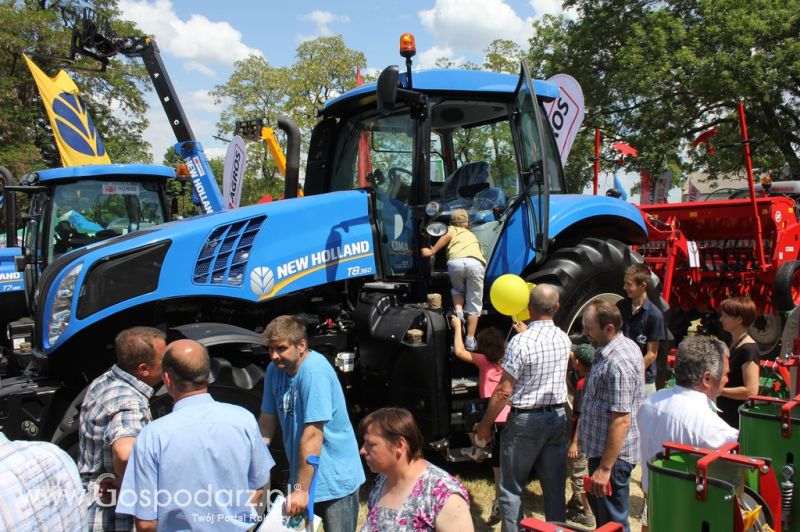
[116,340,274,531]
[475,283,572,530]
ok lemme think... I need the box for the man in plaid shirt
[579,300,644,532]
[78,326,166,531]
[475,283,572,530]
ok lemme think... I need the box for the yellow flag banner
[23,54,111,166]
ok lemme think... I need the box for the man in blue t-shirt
[617,263,665,397]
[259,315,364,532]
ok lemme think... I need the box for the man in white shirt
[637,335,738,530]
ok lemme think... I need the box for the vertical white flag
[544,74,585,166]
[654,170,672,204]
[223,135,247,209]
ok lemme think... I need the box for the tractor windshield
[48,179,166,260]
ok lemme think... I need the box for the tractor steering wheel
[386,166,413,197]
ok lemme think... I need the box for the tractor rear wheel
[526,237,643,337]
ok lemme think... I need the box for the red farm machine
[631,104,800,397]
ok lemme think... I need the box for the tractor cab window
[332,109,417,276]
[49,179,165,260]
[514,77,564,196]
[429,99,519,261]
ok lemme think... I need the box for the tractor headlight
[47,263,83,345]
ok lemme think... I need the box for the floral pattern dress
[361,463,470,531]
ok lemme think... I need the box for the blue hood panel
[46,191,376,351]
[0,247,23,293]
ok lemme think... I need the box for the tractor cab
[13,165,172,266]
[306,36,564,297]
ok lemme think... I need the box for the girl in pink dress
[450,315,508,525]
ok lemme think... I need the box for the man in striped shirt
[579,300,644,532]
[476,283,572,531]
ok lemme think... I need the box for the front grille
[194,216,266,286]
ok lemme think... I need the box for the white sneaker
[465,336,477,351]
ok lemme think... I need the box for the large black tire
[774,260,800,312]
[526,237,642,336]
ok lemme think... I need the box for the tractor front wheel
[525,237,643,337]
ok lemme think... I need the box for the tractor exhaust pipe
[278,116,301,199]
[0,166,17,247]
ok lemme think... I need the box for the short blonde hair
[263,315,307,345]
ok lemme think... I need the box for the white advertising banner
[654,170,672,204]
[223,135,247,209]
[544,74,585,166]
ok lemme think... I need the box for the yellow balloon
[514,282,536,322]
[490,274,530,316]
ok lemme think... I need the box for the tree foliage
[521,0,800,191]
[211,36,365,205]
[0,0,151,178]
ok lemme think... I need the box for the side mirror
[377,66,399,115]
[426,222,448,238]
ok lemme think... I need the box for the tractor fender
[546,194,648,245]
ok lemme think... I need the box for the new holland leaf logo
[53,92,106,158]
[250,267,274,296]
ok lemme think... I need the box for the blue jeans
[314,489,359,532]
[587,457,635,532]
[499,407,568,531]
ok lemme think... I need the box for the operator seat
[441,161,491,207]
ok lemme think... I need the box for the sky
[115,0,679,201]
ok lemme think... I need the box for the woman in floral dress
[359,408,474,532]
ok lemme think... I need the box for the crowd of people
[0,261,762,532]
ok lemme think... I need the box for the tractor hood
[37,190,376,353]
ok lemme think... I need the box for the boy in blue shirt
[259,315,364,532]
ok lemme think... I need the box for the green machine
[648,441,782,531]
[740,394,800,532]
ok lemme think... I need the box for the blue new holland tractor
[0,39,649,467]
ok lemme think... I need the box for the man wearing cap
[567,343,596,528]
[421,208,486,351]
[475,283,572,530]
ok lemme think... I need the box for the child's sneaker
[486,499,501,526]
[570,511,595,528]
[465,336,477,351]
[566,496,584,513]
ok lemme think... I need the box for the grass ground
[355,458,644,531]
